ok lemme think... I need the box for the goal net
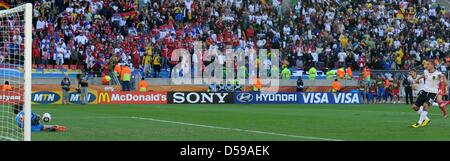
[0,3,32,141]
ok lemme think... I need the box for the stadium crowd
[5,0,449,79]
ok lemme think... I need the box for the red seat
[54,65,62,69]
[38,64,45,69]
[32,64,37,69]
[47,65,53,69]
[70,65,78,70]
[62,65,69,70]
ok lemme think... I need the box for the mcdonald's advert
[97,92,168,104]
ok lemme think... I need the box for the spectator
[142,52,152,77]
[296,77,304,92]
[22,0,449,80]
[2,81,12,91]
[152,53,161,78]
[61,73,71,104]
[78,74,89,105]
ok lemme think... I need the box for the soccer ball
[42,113,51,123]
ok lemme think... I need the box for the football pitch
[31,104,450,141]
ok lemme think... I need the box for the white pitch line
[128,116,343,141]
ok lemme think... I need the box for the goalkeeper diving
[14,103,67,132]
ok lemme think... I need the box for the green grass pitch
[31,104,450,141]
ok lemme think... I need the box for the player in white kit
[411,60,444,128]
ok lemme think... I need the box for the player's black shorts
[414,90,437,107]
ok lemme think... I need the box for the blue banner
[235,92,298,104]
[234,92,362,104]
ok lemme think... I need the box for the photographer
[403,74,413,105]
[77,74,89,105]
[61,73,71,104]
[296,77,304,92]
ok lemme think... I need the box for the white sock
[417,106,424,115]
[418,110,429,124]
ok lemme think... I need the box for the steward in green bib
[281,67,291,80]
[308,66,317,80]
[325,69,336,80]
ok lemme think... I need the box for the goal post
[0,3,32,141]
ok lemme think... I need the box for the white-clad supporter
[304,12,311,24]
[338,50,347,63]
[444,42,450,51]
[283,25,291,36]
[65,4,74,13]
[114,48,121,55]
[236,28,242,39]
[428,6,437,18]
[255,15,262,25]
[235,0,242,8]
[294,1,302,14]
[56,51,64,65]
[36,17,47,30]
[128,27,138,36]
[239,38,246,49]
[439,63,447,73]
[33,4,40,18]
[325,9,335,21]
[311,51,319,64]
[40,38,50,50]
[119,18,127,27]
[111,13,121,23]
[218,53,226,65]
[256,39,266,48]
[116,34,124,42]
[64,46,71,62]
[263,58,272,71]
[56,42,66,56]
[429,37,439,49]
[0,53,5,64]
[74,33,88,45]
[121,52,128,63]
[184,0,193,13]
[248,3,255,13]
[87,55,95,70]
[75,6,85,15]
[192,51,198,64]
[325,21,331,32]
[90,1,103,13]
[12,33,22,45]
[223,14,235,22]
[394,40,401,49]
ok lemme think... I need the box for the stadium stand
[2,0,449,80]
